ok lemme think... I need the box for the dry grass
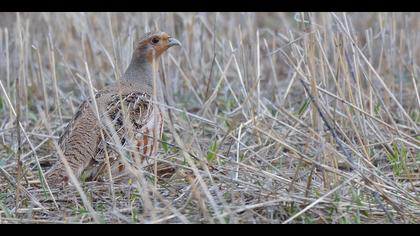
[0,12,419,224]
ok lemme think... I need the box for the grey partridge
[45,31,181,187]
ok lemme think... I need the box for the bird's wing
[48,91,105,185]
[58,99,92,149]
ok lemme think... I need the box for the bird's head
[134,31,181,64]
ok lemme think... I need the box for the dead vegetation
[0,12,419,223]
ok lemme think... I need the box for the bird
[45,31,181,187]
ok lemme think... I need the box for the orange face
[139,32,181,64]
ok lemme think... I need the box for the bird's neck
[122,55,159,88]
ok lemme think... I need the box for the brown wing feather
[46,96,101,186]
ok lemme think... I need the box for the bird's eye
[151,37,160,44]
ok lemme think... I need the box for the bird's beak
[168,37,182,48]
